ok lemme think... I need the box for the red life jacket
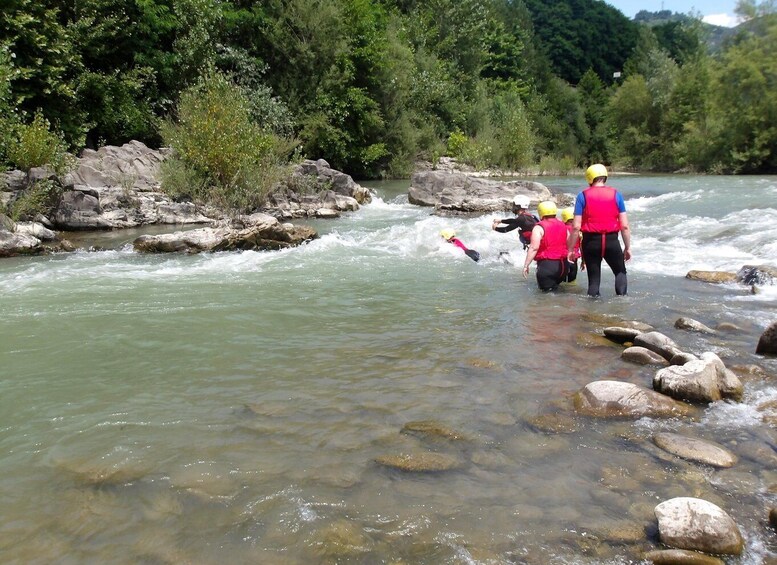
[581,185,621,234]
[535,218,568,261]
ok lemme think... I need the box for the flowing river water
[1,175,776,564]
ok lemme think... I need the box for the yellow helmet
[537,201,557,218]
[585,163,608,185]
[440,228,456,240]
[561,207,574,223]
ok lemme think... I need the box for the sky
[605,0,742,27]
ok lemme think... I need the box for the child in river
[440,229,480,262]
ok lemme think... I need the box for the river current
[1,175,776,564]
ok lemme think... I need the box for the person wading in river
[567,164,631,297]
[492,195,538,250]
[522,201,571,291]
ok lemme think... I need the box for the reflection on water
[1,176,776,563]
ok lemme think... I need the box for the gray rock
[574,380,694,418]
[716,322,742,332]
[642,549,724,564]
[0,229,42,257]
[653,359,722,403]
[604,326,642,344]
[408,170,552,214]
[634,331,684,361]
[674,318,715,334]
[15,221,58,241]
[133,221,317,253]
[685,270,737,284]
[54,190,113,230]
[737,264,777,285]
[756,320,777,355]
[654,497,744,555]
[699,352,743,401]
[622,346,669,366]
[670,352,700,366]
[653,433,737,468]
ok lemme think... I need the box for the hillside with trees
[1,0,775,214]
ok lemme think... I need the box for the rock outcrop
[407,170,553,214]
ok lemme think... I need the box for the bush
[6,111,75,175]
[160,69,297,213]
[9,179,62,221]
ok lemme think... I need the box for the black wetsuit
[494,215,538,249]
[580,232,627,296]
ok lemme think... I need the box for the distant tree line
[1,0,775,193]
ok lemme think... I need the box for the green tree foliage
[523,0,639,83]
[160,69,296,212]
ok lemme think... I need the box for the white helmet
[512,195,531,209]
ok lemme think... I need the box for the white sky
[605,0,742,27]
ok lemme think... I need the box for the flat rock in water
[401,421,468,441]
[654,497,744,556]
[642,549,724,564]
[653,433,737,468]
[633,331,683,361]
[685,270,737,284]
[375,452,462,472]
[622,346,669,366]
[525,413,580,434]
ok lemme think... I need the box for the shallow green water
[1,175,776,563]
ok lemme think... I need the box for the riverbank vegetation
[1,0,775,186]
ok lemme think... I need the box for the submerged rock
[401,421,468,441]
[642,549,724,564]
[654,497,744,556]
[652,433,737,468]
[603,326,642,344]
[375,452,462,472]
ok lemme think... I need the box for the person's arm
[492,217,521,233]
[619,212,631,260]
[567,215,582,263]
[450,238,469,251]
[522,225,543,278]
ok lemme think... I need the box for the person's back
[567,164,631,297]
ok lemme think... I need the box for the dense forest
[1,0,776,194]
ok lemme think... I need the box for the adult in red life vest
[522,201,574,291]
[567,164,631,297]
[492,195,538,250]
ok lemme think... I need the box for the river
[1,174,776,564]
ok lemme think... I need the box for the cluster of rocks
[408,170,560,215]
[1,142,372,257]
[575,317,775,561]
[687,265,777,292]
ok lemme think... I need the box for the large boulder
[654,497,744,556]
[0,229,43,257]
[574,380,694,418]
[756,320,777,355]
[653,353,742,403]
[408,170,552,214]
[622,346,670,366]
